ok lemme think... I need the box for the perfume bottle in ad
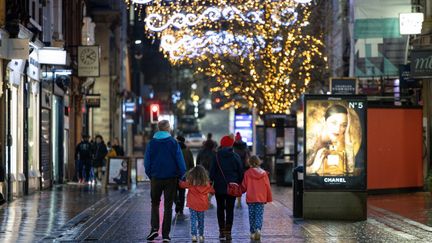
[322,144,346,176]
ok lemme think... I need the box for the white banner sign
[28,50,40,81]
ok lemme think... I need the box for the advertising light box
[304,95,367,191]
[234,114,253,146]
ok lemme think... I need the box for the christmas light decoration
[124,0,326,114]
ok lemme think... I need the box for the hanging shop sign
[304,95,367,191]
[85,94,101,108]
[7,59,25,86]
[38,48,67,65]
[411,50,432,78]
[330,78,357,95]
[78,45,100,77]
[28,50,40,81]
[8,38,29,59]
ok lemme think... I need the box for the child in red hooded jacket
[179,165,215,242]
[241,155,272,241]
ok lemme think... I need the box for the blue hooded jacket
[144,131,186,179]
[210,147,244,194]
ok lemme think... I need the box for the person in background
[175,135,195,217]
[112,137,125,156]
[210,135,243,240]
[241,155,272,241]
[204,133,218,150]
[106,142,117,158]
[233,132,250,207]
[144,120,186,242]
[92,135,108,185]
[75,134,92,184]
[196,137,217,207]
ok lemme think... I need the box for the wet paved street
[1,184,432,242]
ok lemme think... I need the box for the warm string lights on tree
[126,0,324,114]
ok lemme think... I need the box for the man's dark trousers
[151,177,178,238]
[175,185,186,214]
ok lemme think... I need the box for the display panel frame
[304,95,367,191]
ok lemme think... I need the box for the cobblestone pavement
[1,183,432,242]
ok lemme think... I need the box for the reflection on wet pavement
[1,184,432,242]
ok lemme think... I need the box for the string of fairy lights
[124,0,324,114]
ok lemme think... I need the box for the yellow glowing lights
[125,0,325,114]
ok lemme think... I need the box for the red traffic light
[151,104,159,112]
[150,104,160,123]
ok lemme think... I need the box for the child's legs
[255,203,265,231]
[248,203,257,233]
[189,208,198,235]
[197,211,205,236]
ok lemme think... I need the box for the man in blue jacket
[144,120,186,242]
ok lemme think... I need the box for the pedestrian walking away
[179,165,215,242]
[209,135,244,240]
[241,155,273,241]
[75,134,92,184]
[196,137,217,207]
[92,135,108,185]
[175,135,195,217]
[233,132,250,207]
[144,120,186,242]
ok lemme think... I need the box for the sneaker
[254,230,261,240]
[250,233,256,240]
[162,236,171,242]
[192,235,197,242]
[146,229,158,241]
[199,235,205,242]
[219,232,225,240]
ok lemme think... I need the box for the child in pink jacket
[179,165,215,242]
[241,155,272,240]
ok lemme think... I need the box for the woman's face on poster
[325,112,348,142]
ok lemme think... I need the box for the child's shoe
[192,235,197,242]
[254,230,261,240]
[199,235,205,242]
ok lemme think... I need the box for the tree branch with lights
[127,0,328,114]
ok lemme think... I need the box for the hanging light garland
[124,0,325,114]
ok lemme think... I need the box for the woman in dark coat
[92,135,108,184]
[210,135,243,240]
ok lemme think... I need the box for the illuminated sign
[304,95,367,191]
[234,114,253,146]
[85,94,101,108]
[38,48,67,65]
[399,13,423,35]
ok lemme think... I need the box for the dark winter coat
[112,145,125,156]
[233,141,250,172]
[209,147,243,195]
[76,140,93,161]
[92,142,108,167]
[196,148,216,173]
[179,142,194,171]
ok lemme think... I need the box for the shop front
[6,59,25,197]
[27,49,41,193]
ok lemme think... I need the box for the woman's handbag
[216,155,242,197]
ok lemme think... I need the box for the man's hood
[248,168,268,179]
[153,131,171,139]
